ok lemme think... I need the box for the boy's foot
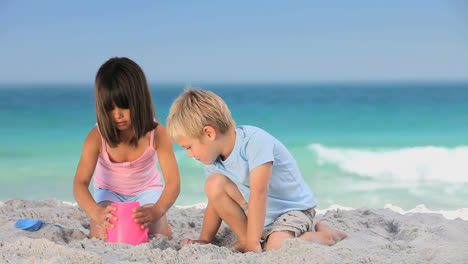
[299,230,335,246]
[315,221,348,243]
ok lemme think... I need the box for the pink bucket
[107,201,149,245]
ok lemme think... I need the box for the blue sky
[0,1,467,82]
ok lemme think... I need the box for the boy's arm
[245,161,273,253]
[198,201,222,242]
[180,201,222,246]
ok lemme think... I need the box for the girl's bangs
[102,86,129,111]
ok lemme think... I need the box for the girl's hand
[132,205,162,229]
[92,205,117,229]
[180,238,209,247]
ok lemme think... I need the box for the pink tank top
[93,125,164,196]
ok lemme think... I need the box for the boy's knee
[205,173,228,199]
[265,231,295,251]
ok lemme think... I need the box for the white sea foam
[308,144,468,183]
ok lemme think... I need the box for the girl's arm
[133,124,181,228]
[73,127,116,228]
[245,161,273,253]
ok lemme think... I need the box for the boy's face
[176,135,219,165]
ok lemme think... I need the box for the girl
[73,57,180,240]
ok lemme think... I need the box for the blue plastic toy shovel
[14,219,65,232]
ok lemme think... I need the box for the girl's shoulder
[83,126,103,153]
[152,122,170,150]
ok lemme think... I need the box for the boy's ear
[202,126,217,141]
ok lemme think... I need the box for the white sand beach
[1,199,467,264]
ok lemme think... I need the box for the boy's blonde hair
[166,89,236,141]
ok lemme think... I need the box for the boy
[166,89,347,252]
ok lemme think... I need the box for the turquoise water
[1,81,467,210]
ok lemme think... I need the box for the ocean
[1,81,467,210]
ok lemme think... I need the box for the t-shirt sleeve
[245,131,275,172]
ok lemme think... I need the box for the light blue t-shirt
[204,125,316,227]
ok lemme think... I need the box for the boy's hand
[92,205,117,229]
[180,238,209,247]
[132,205,162,229]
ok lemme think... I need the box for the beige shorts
[241,203,316,241]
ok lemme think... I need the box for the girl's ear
[202,126,216,141]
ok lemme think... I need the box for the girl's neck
[118,128,135,144]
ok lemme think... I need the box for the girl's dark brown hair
[95,57,157,147]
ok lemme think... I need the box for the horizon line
[1,78,468,85]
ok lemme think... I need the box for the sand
[1,199,467,264]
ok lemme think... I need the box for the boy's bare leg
[143,204,172,239]
[265,222,348,251]
[298,222,347,246]
[265,229,335,251]
[264,231,295,251]
[205,173,248,250]
[89,201,112,239]
[313,221,348,242]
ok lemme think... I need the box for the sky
[0,0,467,83]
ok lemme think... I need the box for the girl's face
[108,104,131,130]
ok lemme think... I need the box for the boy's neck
[218,128,237,161]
